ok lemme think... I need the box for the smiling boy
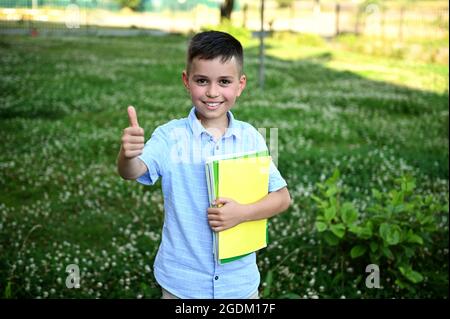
[117,31,291,299]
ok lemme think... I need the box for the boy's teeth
[207,102,220,107]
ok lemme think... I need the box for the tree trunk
[220,0,234,22]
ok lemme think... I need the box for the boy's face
[182,56,246,125]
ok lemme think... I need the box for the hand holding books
[207,197,247,233]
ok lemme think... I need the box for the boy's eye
[196,79,208,85]
[219,79,231,85]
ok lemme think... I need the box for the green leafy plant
[314,169,448,293]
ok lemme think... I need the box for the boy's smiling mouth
[203,101,224,110]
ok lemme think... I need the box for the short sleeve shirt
[137,107,287,298]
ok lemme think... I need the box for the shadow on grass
[0,35,447,120]
[0,34,448,183]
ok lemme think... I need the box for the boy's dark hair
[186,31,244,75]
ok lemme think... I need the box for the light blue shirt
[137,107,287,299]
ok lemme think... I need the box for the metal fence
[0,0,226,11]
[0,0,448,39]
[240,0,449,39]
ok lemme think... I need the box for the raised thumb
[127,105,139,127]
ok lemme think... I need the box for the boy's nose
[206,85,219,98]
[206,92,219,98]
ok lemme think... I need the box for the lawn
[0,31,448,299]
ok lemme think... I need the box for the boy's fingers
[209,221,221,228]
[207,212,220,220]
[127,106,140,128]
[125,143,145,151]
[124,127,144,136]
[208,206,222,213]
[122,135,145,144]
[124,150,143,159]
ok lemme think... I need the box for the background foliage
[0,30,448,298]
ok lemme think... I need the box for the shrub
[201,21,252,47]
[314,169,448,294]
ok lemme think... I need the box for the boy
[117,31,291,299]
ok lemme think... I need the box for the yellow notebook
[217,156,271,260]
[205,150,271,264]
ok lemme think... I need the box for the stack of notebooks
[205,150,271,264]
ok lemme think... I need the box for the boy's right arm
[117,106,148,180]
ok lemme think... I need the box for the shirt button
[216,145,219,150]
[214,276,219,280]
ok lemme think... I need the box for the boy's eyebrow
[192,74,234,79]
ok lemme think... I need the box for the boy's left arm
[207,187,291,232]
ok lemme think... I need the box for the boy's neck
[195,111,229,141]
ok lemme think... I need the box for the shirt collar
[188,106,241,140]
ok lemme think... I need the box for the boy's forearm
[117,147,146,180]
[243,187,291,221]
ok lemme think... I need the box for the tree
[220,0,234,22]
[116,0,142,11]
[276,0,295,8]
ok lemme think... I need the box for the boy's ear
[182,70,190,90]
[236,74,247,97]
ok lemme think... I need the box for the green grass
[0,32,448,299]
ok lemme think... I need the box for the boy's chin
[195,107,229,120]
[197,104,228,112]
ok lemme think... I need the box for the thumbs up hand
[121,106,145,159]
